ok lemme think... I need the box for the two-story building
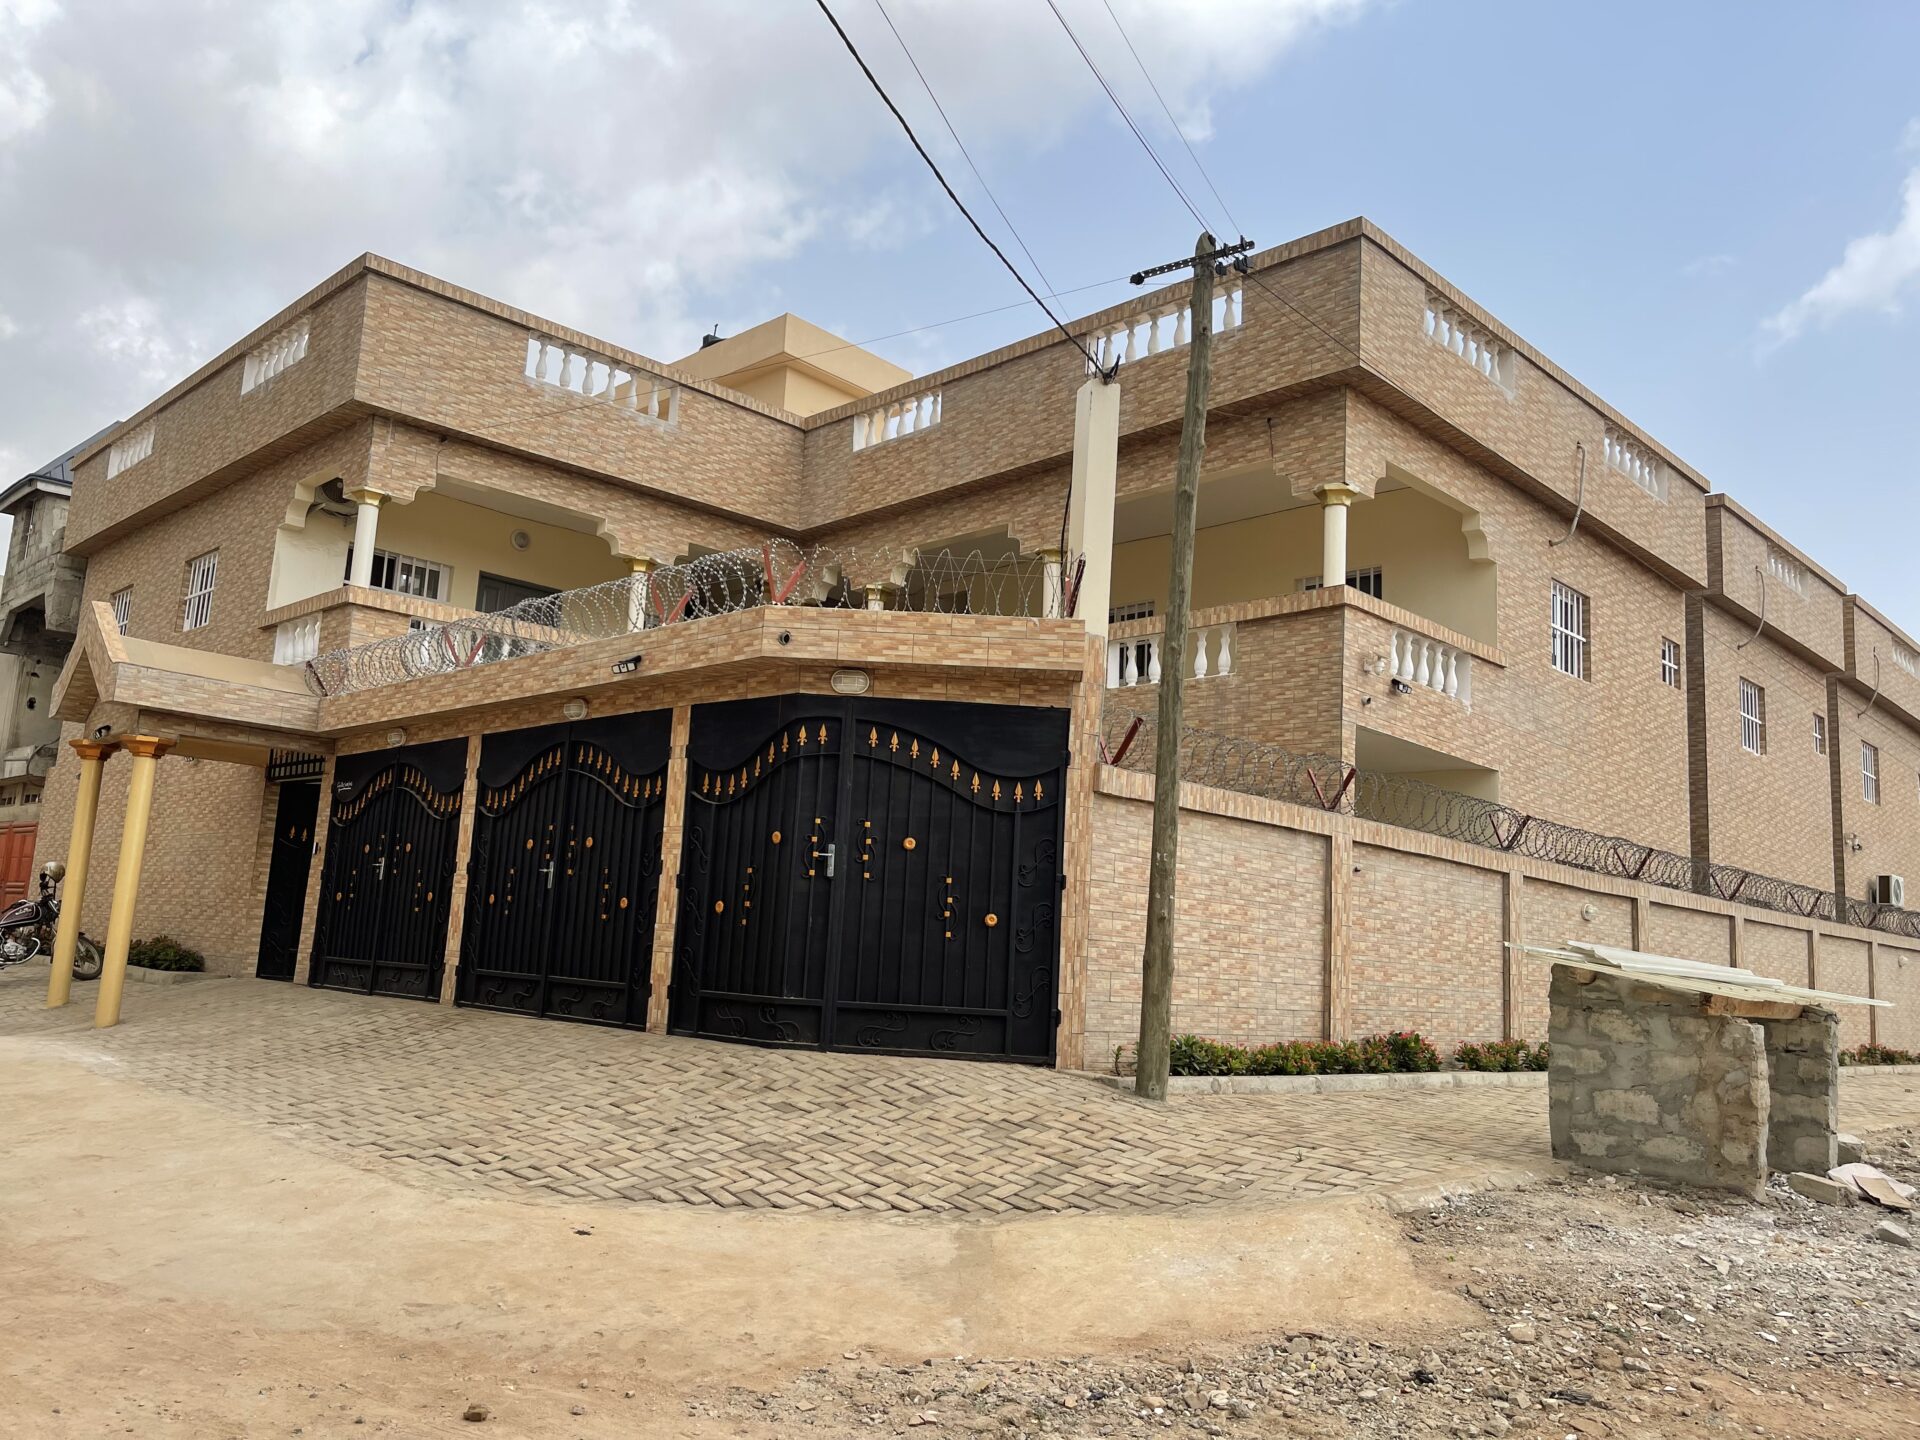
[33,219,1920,1066]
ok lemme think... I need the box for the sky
[1,0,1917,621]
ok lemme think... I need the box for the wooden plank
[1700,994,1804,1021]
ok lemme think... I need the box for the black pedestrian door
[671,696,1067,1063]
[254,780,319,981]
[457,712,670,1027]
[310,741,465,1000]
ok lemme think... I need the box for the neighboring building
[33,221,1920,1065]
[0,430,113,898]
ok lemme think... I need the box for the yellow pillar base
[47,738,118,1008]
[94,736,173,1029]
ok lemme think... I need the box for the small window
[346,547,451,602]
[181,550,218,631]
[1863,742,1881,803]
[1813,712,1827,755]
[1298,567,1384,599]
[1660,638,1680,688]
[1550,580,1589,679]
[110,587,132,636]
[1108,600,1156,624]
[1738,678,1766,755]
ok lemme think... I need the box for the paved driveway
[6,977,1919,1217]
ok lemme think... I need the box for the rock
[963,1376,993,1396]
[461,1404,490,1423]
[1208,1390,1231,1409]
[1837,1133,1867,1165]
[1622,1357,1652,1373]
[1484,1418,1511,1437]
[1787,1172,1855,1206]
[569,1404,585,1416]
[1506,1323,1538,1345]
[1873,1220,1914,1247]
[1227,1400,1254,1419]
[1141,1394,1166,1410]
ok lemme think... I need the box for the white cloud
[0,0,1364,474]
[1682,253,1735,278]
[1763,136,1920,349]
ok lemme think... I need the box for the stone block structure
[1547,966,1845,1197]
[1765,1007,1841,1174]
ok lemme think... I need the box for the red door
[0,823,38,905]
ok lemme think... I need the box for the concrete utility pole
[1135,231,1220,1101]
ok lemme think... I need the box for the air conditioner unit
[1873,874,1905,908]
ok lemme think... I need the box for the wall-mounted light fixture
[830,668,871,695]
[385,728,407,748]
[1368,655,1389,676]
[511,529,532,551]
[562,698,589,721]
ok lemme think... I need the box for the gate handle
[372,856,386,882]
[541,861,556,890]
[810,842,836,878]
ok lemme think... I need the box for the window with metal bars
[181,551,218,631]
[1863,741,1880,804]
[110,587,132,636]
[345,546,450,602]
[1661,637,1680,688]
[1550,580,1588,679]
[1298,567,1384,599]
[1738,678,1766,755]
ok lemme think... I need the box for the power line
[871,0,1057,296]
[1042,0,1211,234]
[813,0,1107,376]
[1095,0,1243,239]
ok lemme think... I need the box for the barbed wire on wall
[303,540,1073,698]
[1098,705,1920,942]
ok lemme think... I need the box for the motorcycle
[0,861,102,981]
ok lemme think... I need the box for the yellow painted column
[93,736,173,1029]
[1314,481,1364,589]
[46,737,119,1008]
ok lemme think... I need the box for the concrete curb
[1376,1165,1559,1214]
[1841,1063,1920,1077]
[1075,1069,1549,1097]
[126,968,203,986]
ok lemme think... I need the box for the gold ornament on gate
[902,836,917,851]
[983,912,998,928]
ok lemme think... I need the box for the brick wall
[1816,935,1873,1050]
[1876,944,1920,1051]
[1082,790,1325,1068]
[1348,844,1504,1049]
[1646,903,1733,965]
[1743,921,1812,988]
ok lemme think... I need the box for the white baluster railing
[1388,628,1473,707]
[1088,283,1244,375]
[1422,292,1512,391]
[525,334,680,425]
[852,389,942,451]
[273,615,322,666]
[1105,623,1236,688]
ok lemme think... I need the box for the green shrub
[127,936,206,972]
[1453,1039,1550,1072]
[1840,1043,1919,1066]
[1166,1031,1441,1078]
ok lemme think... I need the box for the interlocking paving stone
[6,977,1920,1218]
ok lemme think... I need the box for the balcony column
[1066,376,1121,634]
[45,737,119,1008]
[626,557,656,632]
[1037,548,1065,619]
[344,488,387,588]
[94,735,174,1029]
[1314,482,1365,590]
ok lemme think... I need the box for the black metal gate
[670,695,1067,1062]
[457,712,669,1027]
[255,780,319,981]
[309,741,465,1000]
